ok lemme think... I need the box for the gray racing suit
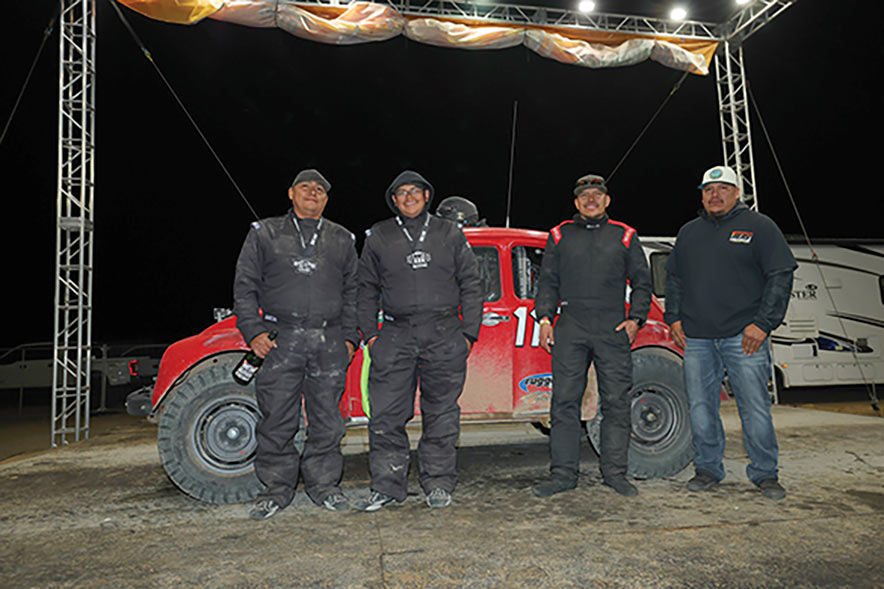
[234,210,358,507]
[357,170,482,501]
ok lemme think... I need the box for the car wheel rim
[630,385,681,448]
[191,396,259,474]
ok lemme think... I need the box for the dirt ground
[2,402,883,588]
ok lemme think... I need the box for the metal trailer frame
[51,0,796,443]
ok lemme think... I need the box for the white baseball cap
[698,165,738,189]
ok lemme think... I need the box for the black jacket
[357,171,482,342]
[233,210,359,345]
[534,213,651,327]
[663,203,796,338]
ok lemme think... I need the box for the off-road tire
[585,347,692,478]
[157,363,305,504]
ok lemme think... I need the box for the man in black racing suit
[355,170,482,511]
[533,173,651,497]
[233,169,359,519]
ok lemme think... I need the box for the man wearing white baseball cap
[663,165,796,500]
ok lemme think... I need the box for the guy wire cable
[504,100,518,229]
[106,0,261,222]
[607,70,689,182]
[0,2,61,149]
[748,83,880,413]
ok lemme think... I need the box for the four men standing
[233,164,795,518]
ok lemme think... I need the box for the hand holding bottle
[250,331,278,359]
[232,330,278,385]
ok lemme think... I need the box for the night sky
[0,0,880,350]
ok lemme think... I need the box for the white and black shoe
[322,492,350,512]
[249,499,281,520]
[355,491,398,512]
[425,488,452,508]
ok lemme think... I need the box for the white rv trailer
[642,237,884,390]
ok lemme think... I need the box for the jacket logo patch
[406,250,432,269]
[729,230,753,244]
[293,259,318,274]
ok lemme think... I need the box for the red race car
[133,227,691,504]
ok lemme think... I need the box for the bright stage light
[669,6,687,21]
[578,1,596,12]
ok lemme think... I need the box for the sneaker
[355,491,398,512]
[321,492,350,512]
[686,471,720,492]
[532,477,577,498]
[603,476,638,497]
[249,499,281,520]
[756,478,786,500]
[425,488,452,509]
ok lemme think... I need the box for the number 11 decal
[514,306,541,348]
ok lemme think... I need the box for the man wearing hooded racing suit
[355,170,482,511]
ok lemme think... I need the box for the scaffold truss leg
[715,41,759,212]
[52,0,96,446]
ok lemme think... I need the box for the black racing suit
[357,172,482,501]
[534,213,651,481]
[234,210,358,508]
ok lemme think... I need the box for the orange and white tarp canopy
[117,0,717,75]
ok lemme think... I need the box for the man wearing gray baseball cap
[664,165,796,500]
[532,172,651,498]
[234,168,359,519]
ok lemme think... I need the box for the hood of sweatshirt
[385,170,435,216]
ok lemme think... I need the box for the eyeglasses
[395,186,425,199]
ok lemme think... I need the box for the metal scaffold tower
[52,0,96,446]
[715,41,758,208]
[715,0,797,210]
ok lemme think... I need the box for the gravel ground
[2,405,883,588]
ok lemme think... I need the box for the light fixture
[670,6,687,21]
[578,0,596,12]
[736,0,751,5]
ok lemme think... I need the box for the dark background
[0,0,880,350]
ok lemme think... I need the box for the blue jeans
[684,335,779,484]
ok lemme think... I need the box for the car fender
[151,317,248,411]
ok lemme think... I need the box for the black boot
[532,477,577,498]
[603,476,638,497]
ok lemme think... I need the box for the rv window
[879,275,884,305]
[512,245,544,300]
[472,246,501,302]
[649,252,669,298]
